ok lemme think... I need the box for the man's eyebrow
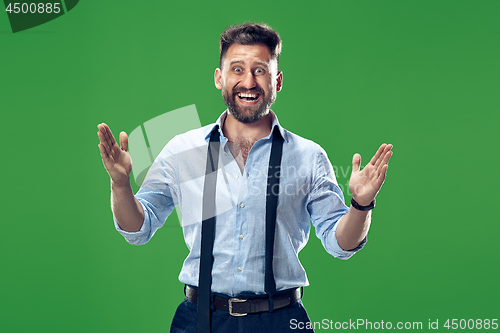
[254,60,269,68]
[228,60,270,68]
[229,60,245,66]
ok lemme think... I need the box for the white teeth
[238,93,258,98]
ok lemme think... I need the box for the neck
[222,110,273,144]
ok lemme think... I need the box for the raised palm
[349,143,393,206]
[97,123,132,186]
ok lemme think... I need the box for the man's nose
[240,71,257,89]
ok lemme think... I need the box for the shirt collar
[204,110,288,143]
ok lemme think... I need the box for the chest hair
[227,138,255,173]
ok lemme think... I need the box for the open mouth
[236,92,261,104]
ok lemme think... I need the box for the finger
[120,131,129,152]
[97,130,113,157]
[98,143,109,161]
[97,124,111,148]
[98,123,121,159]
[383,149,393,164]
[97,123,110,140]
[98,143,114,170]
[369,144,386,166]
[97,128,105,145]
[374,144,392,169]
[99,123,117,148]
[377,150,393,176]
[375,164,389,187]
[97,127,109,146]
[97,130,109,154]
[352,153,361,174]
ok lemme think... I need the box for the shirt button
[239,235,243,240]
[235,174,239,179]
[240,203,245,208]
[237,267,242,272]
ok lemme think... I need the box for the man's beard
[221,83,276,124]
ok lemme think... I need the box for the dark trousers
[170,297,314,333]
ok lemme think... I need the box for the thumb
[352,153,361,174]
[120,131,129,151]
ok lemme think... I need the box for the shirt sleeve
[114,141,179,245]
[307,146,366,259]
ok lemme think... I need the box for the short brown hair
[219,22,282,70]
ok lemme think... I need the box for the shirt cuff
[113,202,151,245]
[329,221,367,260]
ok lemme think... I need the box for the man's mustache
[232,87,265,95]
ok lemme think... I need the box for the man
[97,22,392,332]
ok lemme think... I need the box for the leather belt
[185,285,302,317]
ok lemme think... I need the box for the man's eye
[234,67,242,72]
[254,68,265,74]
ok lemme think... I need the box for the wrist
[351,197,375,211]
[111,177,132,190]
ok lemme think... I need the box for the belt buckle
[228,298,248,316]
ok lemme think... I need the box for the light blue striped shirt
[115,111,365,296]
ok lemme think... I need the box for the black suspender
[197,125,284,333]
[197,127,220,333]
[264,127,284,312]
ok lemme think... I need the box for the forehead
[223,43,274,67]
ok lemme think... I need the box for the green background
[1,0,499,331]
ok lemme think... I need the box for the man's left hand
[349,143,393,206]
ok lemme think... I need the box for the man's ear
[276,71,283,92]
[214,68,222,90]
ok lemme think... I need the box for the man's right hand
[97,123,132,186]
